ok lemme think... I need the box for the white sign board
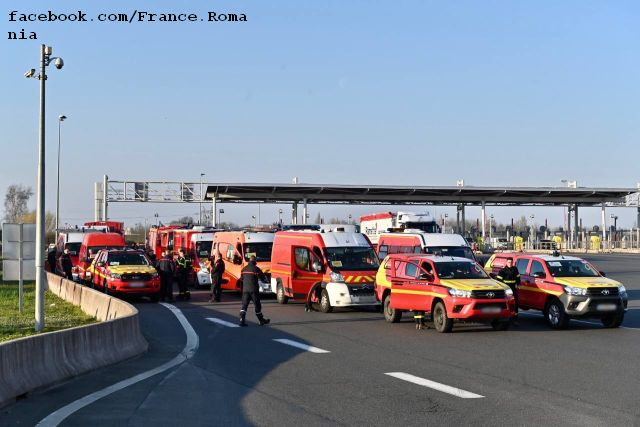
[2,223,36,281]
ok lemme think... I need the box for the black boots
[257,313,270,326]
[239,312,247,327]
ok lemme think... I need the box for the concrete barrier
[0,273,148,408]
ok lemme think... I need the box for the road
[2,253,639,426]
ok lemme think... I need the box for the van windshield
[546,260,599,277]
[324,247,380,271]
[65,242,81,255]
[244,243,273,262]
[435,262,488,279]
[195,241,212,257]
[88,246,125,259]
[404,222,440,233]
[424,246,474,260]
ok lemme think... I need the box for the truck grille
[121,273,152,282]
[586,287,619,296]
[348,285,375,297]
[471,290,506,299]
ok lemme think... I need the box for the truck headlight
[618,285,626,294]
[564,286,586,296]
[151,272,159,278]
[504,288,513,296]
[330,271,345,283]
[448,288,471,298]
[110,273,121,279]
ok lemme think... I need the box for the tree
[3,184,33,222]
[170,216,195,225]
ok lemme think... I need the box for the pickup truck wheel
[491,319,510,331]
[601,312,624,328]
[320,290,333,313]
[544,298,569,329]
[433,301,453,333]
[383,294,402,323]
[276,284,289,304]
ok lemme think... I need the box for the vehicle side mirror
[418,272,433,281]
[532,271,546,279]
[312,261,322,273]
[599,271,606,277]
[97,262,105,267]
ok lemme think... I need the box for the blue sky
[2,0,639,229]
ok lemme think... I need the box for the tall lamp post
[25,44,64,332]
[55,114,67,238]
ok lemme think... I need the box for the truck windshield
[424,246,474,260]
[195,241,213,257]
[404,222,440,233]
[108,253,149,266]
[324,247,380,271]
[546,260,599,277]
[244,243,273,262]
[65,242,81,255]
[435,262,488,279]
[88,246,125,259]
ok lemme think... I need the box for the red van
[77,232,127,283]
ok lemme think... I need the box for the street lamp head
[53,57,64,70]
[59,114,67,121]
[24,68,36,78]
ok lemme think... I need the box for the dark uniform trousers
[241,291,262,315]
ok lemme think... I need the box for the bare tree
[3,184,33,222]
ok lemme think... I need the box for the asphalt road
[2,253,639,426]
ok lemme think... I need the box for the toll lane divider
[37,303,198,426]
[385,372,484,399]
[0,273,148,409]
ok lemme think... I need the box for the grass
[0,281,97,343]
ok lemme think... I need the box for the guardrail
[0,273,148,408]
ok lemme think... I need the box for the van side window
[413,246,422,254]
[530,261,545,276]
[294,247,311,271]
[405,262,418,278]
[516,259,529,275]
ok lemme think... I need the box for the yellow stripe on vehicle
[391,289,447,297]
[519,285,563,296]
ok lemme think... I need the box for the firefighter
[60,248,73,280]
[175,249,192,300]
[209,254,225,303]
[496,257,520,316]
[157,251,175,302]
[239,255,270,327]
[47,247,57,273]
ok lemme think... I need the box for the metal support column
[292,202,298,225]
[102,174,108,221]
[461,204,466,236]
[303,198,308,225]
[211,197,217,227]
[573,204,579,250]
[567,206,572,250]
[601,203,606,249]
[481,201,486,244]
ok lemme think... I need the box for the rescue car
[377,254,515,332]
[360,211,439,245]
[86,249,161,301]
[485,253,628,329]
[77,232,127,283]
[212,230,275,293]
[270,230,380,312]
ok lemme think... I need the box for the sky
[2,0,639,230]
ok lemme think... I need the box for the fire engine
[147,225,184,260]
[83,221,124,235]
[270,230,380,312]
[172,226,219,287]
[360,211,440,245]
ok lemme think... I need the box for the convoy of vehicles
[360,211,440,244]
[485,253,628,329]
[376,254,515,332]
[212,230,275,293]
[85,249,161,300]
[376,232,475,261]
[270,230,379,312]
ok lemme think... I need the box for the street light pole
[25,44,64,332]
[56,114,67,239]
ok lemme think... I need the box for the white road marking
[37,303,199,426]
[206,317,240,328]
[273,339,330,353]
[385,372,484,399]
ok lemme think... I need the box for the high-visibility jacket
[496,266,520,285]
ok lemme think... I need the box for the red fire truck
[172,227,218,287]
[83,221,124,235]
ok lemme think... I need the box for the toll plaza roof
[205,183,639,206]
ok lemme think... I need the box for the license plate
[481,307,501,314]
[596,303,617,311]
[129,282,145,288]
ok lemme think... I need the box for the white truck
[359,211,440,244]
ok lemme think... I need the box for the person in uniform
[60,248,74,280]
[209,254,225,303]
[496,257,520,316]
[239,256,270,327]
[157,251,175,302]
[175,249,192,300]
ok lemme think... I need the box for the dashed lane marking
[206,317,240,328]
[385,372,484,399]
[273,338,330,353]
